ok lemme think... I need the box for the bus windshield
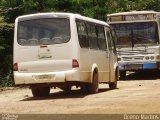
[17,18,70,46]
[111,22,159,47]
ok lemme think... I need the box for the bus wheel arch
[88,64,99,94]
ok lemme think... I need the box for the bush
[0,23,14,87]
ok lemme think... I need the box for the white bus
[107,11,160,79]
[13,12,118,97]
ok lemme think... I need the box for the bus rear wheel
[88,72,99,94]
[31,86,50,97]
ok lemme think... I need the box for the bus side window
[110,29,117,53]
[97,25,107,50]
[86,23,98,49]
[76,21,89,48]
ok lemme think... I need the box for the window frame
[76,19,108,51]
[17,18,71,46]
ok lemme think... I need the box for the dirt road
[0,71,160,114]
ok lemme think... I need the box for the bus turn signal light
[72,59,79,68]
[13,63,18,71]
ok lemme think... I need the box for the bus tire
[88,71,99,94]
[80,83,88,94]
[109,69,118,89]
[120,71,126,79]
[31,87,50,97]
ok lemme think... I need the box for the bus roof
[16,12,109,27]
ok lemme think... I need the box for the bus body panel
[91,49,110,83]
[14,14,81,85]
[14,13,118,89]
[107,11,160,77]
[14,45,75,72]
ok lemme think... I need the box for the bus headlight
[145,56,149,60]
[150,56,154,60]
[156,55,160,60]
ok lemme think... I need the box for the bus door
[105,27,117,82]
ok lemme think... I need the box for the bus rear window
[17,18,70,46]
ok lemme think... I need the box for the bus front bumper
[119,62,160,71]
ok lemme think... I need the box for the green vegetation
[0,23,14,87]
[0,0,160,87]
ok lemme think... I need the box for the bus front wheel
[88,72,99,94]
[109,69,118,89]
[120,71,126,79]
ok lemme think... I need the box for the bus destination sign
[109,14,155,22]
[125,14,154,21]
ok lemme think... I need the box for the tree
[0,0,24,22]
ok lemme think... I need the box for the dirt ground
[0,71,160,114]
